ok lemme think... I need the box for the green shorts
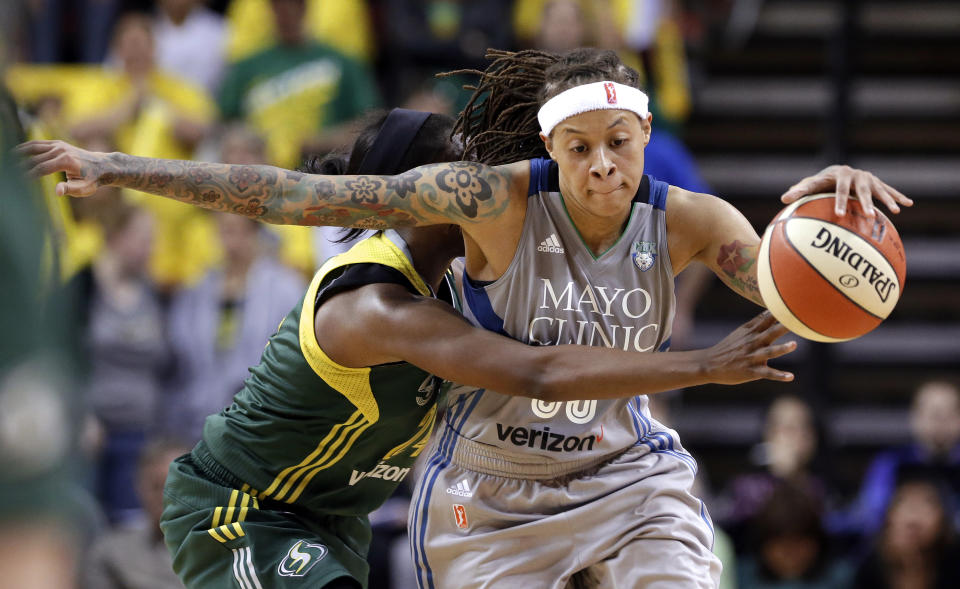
[161,452,371,588]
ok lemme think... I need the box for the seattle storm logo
[631,241,657,272]
[278,540,328,577]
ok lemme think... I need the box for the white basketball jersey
[450,158,678,465]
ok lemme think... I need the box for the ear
[641,113,653,147]
[540,132,555,160]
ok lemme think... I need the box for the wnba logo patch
[631,241,657,272]
[278,540,327,577]
[453,504,469,529]
[604,82,617,104]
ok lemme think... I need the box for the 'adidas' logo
[537,233,564,254]
[445,479,474,498]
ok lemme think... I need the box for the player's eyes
[611,138,627,147]
[571,145,587,153]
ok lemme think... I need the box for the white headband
[538,81,649,136]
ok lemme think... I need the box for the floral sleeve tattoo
[716,239,763,306]
[98,154,512,229]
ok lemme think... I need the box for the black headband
[357,108,432,175]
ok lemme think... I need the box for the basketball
[757,194,907,342]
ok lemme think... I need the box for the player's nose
[590,148,616,178]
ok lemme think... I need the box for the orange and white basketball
[757,194,907,342]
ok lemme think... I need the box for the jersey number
[530,399,597,424]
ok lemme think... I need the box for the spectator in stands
[738,481,853,588]
[516,0,623,76]
[616,0,693,130]
[24,0,120,64]
[153,0,227,94]
[70,197,172,524]
[852,478,960,589]
[379,0,514,105]
[218,0,380,169]
[719,395,834,548]
[224,0,375,65]
[515,0,710,161]
[514,0,692,131]
[849,380,960,536]
[65,13,220,291]
[83,438,189,589]
[71,13,214,155]
[533,0,589,52]
[163,213,305,442]
[218,123,316,276]
[218,123,267,166]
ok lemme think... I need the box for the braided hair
[444,48,642,166]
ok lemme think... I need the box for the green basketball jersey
[197,231,453,517]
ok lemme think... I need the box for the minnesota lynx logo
[631,241,657,272]
[278,540,328,577]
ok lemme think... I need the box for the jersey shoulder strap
[315,263,419,309]
[297,233,430,423]
[528,158,559,195]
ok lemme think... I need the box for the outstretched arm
[19,139,521,229]
[317,284,796,401]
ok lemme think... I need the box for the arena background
[2,1,959,587]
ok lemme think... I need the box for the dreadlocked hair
[442,49,557,166]
[443,48,641,166]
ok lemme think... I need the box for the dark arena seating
[675,0,960,498]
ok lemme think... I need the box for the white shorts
[408,425,721,589]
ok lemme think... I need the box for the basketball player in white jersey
[23,48,911,588]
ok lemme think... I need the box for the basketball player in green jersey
[1,78,82,587]
[27,109,796,588]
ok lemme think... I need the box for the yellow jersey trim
[298,232,431,424]
[382,405,436,461]
[274,415,369,502]
[286,418,374,503]
[207,490,257,544]
[260,409,367,501]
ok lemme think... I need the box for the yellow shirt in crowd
[7,64,221,287]
[512,0,691,125]
[225,0,374,64]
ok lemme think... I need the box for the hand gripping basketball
[758,194,907,342]
[702,311,797,385]
[780,164,913,217]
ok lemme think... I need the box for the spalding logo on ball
[758,194,907,342]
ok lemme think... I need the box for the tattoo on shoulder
[434,162,494,219]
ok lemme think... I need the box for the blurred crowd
[708,383,960,589]
[2,1,959,588]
